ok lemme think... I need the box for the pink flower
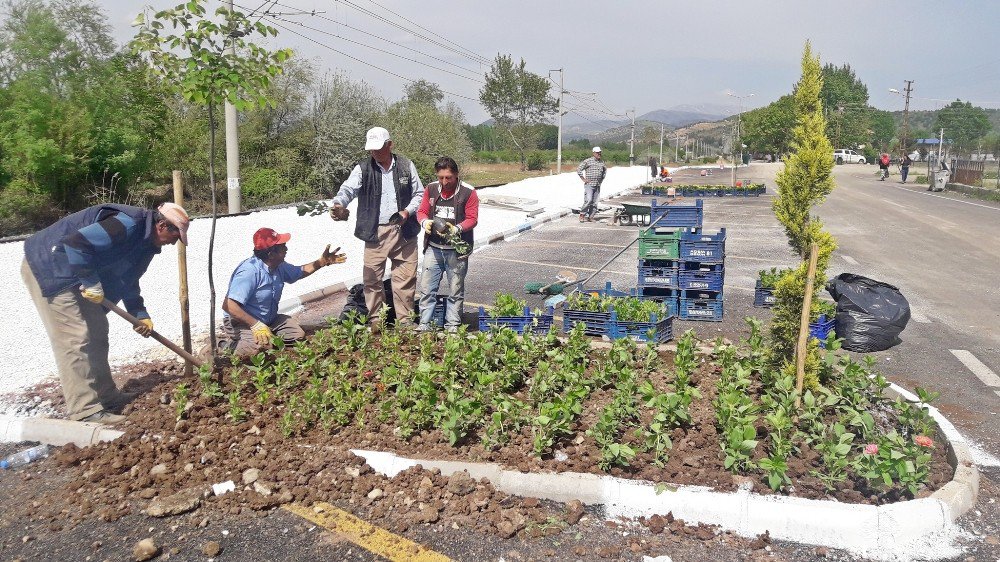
[864,443,878,455]
[915,435,934,448]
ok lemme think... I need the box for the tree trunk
[207,102,218,368]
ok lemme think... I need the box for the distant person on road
[415,157,479,332]
[221,228,346,358]
[329,127,424,327]
[21,203,190,424]
[577,146,607,222]
[648,156,658,179]
[879,152,891,181]
[900,153,912,183]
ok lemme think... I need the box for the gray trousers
[582,185,601,217]
[21,258,119,420]
[222,314,305,358]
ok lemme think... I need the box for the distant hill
[638,103,739,128]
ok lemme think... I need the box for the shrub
[526,152,548,171]
[0,179,61,237]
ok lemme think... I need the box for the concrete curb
[0,414,122,447]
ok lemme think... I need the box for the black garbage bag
[338,279,397,323]
[826,273,911,352]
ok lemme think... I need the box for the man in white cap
[577,146,607,222]
[329,127,424,326]
[21,202,190,423]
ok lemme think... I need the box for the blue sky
[98,0,1000,123]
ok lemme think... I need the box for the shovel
[102,299,204,367]
[525,270,580,295]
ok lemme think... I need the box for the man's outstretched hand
[319,245,347,267]
[329,203,350,221]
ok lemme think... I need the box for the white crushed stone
[0,166,651,412]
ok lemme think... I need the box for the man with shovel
[21,203,190,424]
[220,228,346,357]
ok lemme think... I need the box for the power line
[263,17,482,103]
[354,0,489,65]
[264,14,484,84]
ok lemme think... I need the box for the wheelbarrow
[613,201,651,226]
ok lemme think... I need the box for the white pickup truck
[833,149,866,164]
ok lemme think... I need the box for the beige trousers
[363,225,417,324]
[21,258,117,420]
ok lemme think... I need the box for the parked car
[833,149,866,164]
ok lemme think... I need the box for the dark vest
[423,181,474,255]
[353,154,420,243]
[23,204,157,300]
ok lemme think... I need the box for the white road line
[887,183,1000,210]
[885,200,908,209]
[950,349,1000,387]
[842,255,859,265]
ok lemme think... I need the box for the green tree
[386,99,473,181]
[740,95,795,155]
[479,54,557,170]
[934,100,991,150]
[131,0,291,357]
[770,42,838,390]
[403,79,443,108]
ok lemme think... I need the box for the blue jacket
[24,204,160,318]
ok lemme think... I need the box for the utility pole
[901,79,914,153]
[728,91,754,187]
[674,132,680,163]
[550,69,565,174]
[628,109,636,165]
[659,124,664,166]
[224,0,241,213]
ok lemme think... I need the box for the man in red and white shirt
[415,156,479,332]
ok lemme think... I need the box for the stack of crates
[637,199,726,321]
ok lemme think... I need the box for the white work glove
[80,282,104,304]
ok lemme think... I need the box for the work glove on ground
[134,318,154,338]
[329,204,350,221]
[251,321,273,347]
[318,245,347,267]
[80,282,104,304]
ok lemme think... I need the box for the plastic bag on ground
[826,273,911,352]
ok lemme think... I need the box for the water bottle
[0,444,50,469]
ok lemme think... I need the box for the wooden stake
[173,171,195,376]
[794,243,820,408]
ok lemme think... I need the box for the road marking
[525,238,627,248]
[884,200,908,209]
[478,255,632,275]
[841,255,859,265]
[285,502,452,562]
[887,183,1000,210]
[727,255,785,263]
[950,350,1000,387]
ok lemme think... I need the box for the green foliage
[479,54,557,170]
[757,267,787,289]
[489,293,528,318]
[0,178,60,235]
[525,151,547,171]
[565,293,665,323]
[384,97,473,181]
[934,100,992,150]
[740,95,795,155]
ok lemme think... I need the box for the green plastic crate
[638,228,682,259]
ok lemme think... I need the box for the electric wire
[354,0,490,65]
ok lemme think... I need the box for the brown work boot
[104,390,138,414]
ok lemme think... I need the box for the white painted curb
[0,414,122,447]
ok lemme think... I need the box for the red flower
[864,443,878,455]
[914,435,934,448]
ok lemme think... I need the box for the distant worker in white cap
[329,127,424,326]
[577,146,607,222]
[21,202,190,424]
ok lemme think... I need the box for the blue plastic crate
[577,281,632,299]
[636,287,679,317]
[608,310,674,343]
[478,306,555,334]
[680,228,726,262]
[418,295,447,326]
[638,262,678,288]
[678,268,724,291]
[753,280,776,307]
[680,260,723,272]
[650,199,704,229]
[678,297,724,322]
[809,314,837,347]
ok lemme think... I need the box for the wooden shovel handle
[101,299,204,368]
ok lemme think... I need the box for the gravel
[0,166,652,412]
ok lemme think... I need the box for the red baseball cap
[253,227,291,250]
